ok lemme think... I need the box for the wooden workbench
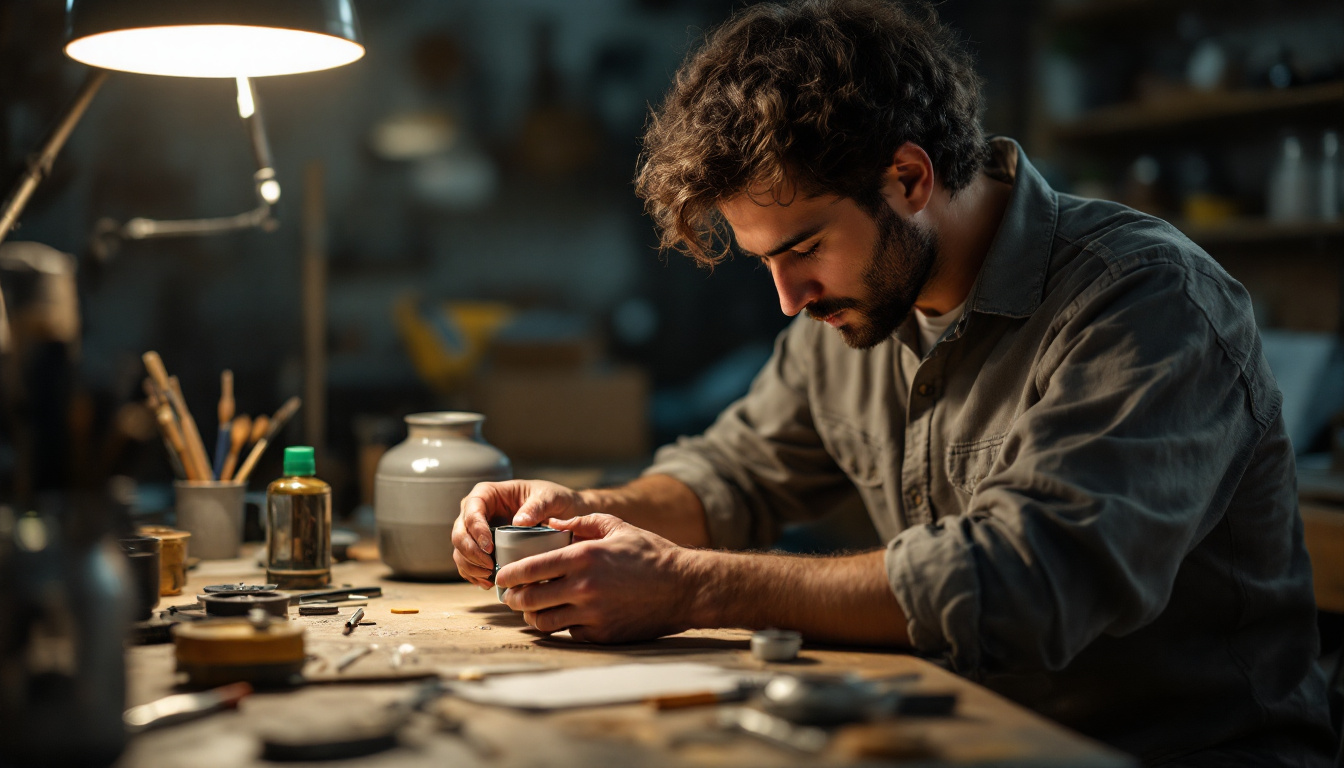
[117,556,1135,767]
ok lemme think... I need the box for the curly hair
[635,0,988,265]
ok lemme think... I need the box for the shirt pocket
[946,433,1007,496]
[816,415,885,489]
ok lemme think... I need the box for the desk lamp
[0,9,361,761]
[0,0,365,350]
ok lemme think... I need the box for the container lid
[404,411,484,427]
[283,446,316,477]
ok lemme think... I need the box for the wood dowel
[142,368,199,481]
[167,375,213,481]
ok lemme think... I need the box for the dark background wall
[3,0,1338,520]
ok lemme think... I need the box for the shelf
[1177,218,1344,247]
[1050,0,1338,28]
[1052,82,1344,143]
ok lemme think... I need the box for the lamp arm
[0,68,110,248]
[93,77,280,249]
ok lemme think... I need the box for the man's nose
[770,260,821,317]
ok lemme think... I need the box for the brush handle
[167,376,214,482]
[212,425,231,480]
[143,352,213,480]
[153,400,197,480]
[220,415,250,482]
[234,437,269,484]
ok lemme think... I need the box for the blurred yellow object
[394,297,512,395]
[1183,193,1238,227]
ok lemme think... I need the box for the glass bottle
[265,446,331,589]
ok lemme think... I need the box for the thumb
[548,513,624,542]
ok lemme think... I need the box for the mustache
[805,298,860,320]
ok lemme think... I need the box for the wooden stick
[143,351,212,481]
[220,414,251,482]
[168,375,214,482]
[235,396,302,483]
[144,378,193,480]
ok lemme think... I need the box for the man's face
[719,188,939,349]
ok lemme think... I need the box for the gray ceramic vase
[375,412,512,579]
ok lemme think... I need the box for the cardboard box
[470,366,649,462]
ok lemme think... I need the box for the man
[452,0,1336,763]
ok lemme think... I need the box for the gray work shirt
[645,139,1335,764]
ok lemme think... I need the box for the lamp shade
[65,0,364,77]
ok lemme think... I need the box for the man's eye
[792,242,820,260]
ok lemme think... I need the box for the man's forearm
[578,474,711,548]
[677,548,911,646]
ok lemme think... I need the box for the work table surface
[118,556,1135,767]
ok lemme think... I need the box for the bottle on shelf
[1319,130,1340,221]
[1267,133,1313,223]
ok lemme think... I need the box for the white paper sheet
[447,662,751,710]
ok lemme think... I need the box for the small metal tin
[751,629,803,662]
[202,591,290,618]
[492,525,572,603]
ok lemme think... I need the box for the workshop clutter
[393,300,650,461]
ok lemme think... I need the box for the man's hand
[451,480,590,588]
[495,514,693,644]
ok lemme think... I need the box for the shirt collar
[964,137,1058,320]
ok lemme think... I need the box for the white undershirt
[913,298,968,356]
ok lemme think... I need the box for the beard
[805,204,940,350]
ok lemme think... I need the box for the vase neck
[407,422,482,441]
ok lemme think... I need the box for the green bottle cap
[283,446,316,477]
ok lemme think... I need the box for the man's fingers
[548,513,624,542]
[452,549,495,587]
[467,512,494,555]
[523,606,583,635]
[513,501,545,527]
[495,546,582,589]
[504,579,572,613]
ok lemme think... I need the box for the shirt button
[908,490,922,507]
[917,383,931,397]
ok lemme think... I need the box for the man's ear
[880,142,934,216]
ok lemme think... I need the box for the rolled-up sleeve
[887,256,1276,676]
[644,319,864,550]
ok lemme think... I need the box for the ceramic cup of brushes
[492,525,572,603]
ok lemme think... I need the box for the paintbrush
[248,414,269,449]
[168,375,214,482]
[213,370,234,480]
[235,396,302,483]
[144,378,190,480]
[220,414,251,482]
[142,351,213,481]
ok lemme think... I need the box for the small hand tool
[719,707,828,753]
[292,585,383,605]
[343,606,365,635]
[212,370,234,480]
[123,682,253,734]
[334,644,373,672]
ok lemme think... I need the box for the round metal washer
[202,591,290,618]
